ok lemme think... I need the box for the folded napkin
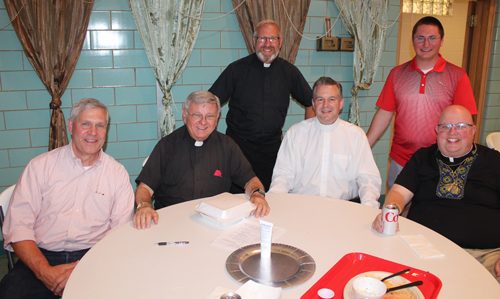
[206,286,234,299]
[236,280,282,299]
[400,234,445,258]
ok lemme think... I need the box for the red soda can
[382,204,399,235]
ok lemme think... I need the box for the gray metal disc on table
[226,243,316,288]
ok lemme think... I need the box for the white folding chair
[486,132,500,152]
[0,184,16,271]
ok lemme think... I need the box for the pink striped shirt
[3,143,134,252]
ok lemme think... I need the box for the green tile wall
[0,52,22,71]
[88,11,111,30]
[2,72,45,90]
[66,70,93,89]
[194,31,222,49]
[0,31,22,50]
[76,50,113,69]
[137,105,157,122]
[30,128,50,147]
[0,92,26,110]
[115,86,156,105]
[111,11,137,30]
[9,147,47,167]
[113,50,150,68]
[105,141,139,160]
[135,68,155,86]
[93,69,135,87]
[220,32,246,49]
[0,150,8,168]
[71,88,115,106]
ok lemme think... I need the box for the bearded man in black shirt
[209,19,314,191]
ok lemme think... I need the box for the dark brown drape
[231,0,311,64]
[4,0,94,150]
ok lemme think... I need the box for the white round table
[63,193,500,298]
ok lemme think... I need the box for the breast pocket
[83,192,113,224]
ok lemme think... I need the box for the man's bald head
[439,105,473,125]
[436,105,476,158]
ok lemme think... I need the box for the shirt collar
[437,143,476,165]
[184,125,214,147]
[313,117,340,132]
[252,53,276,68]
[410,53,446,73]
[68,141,103,169]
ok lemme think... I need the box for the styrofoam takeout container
[194,192,256,227]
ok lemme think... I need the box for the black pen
[155,241,189,246]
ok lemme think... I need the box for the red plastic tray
[301,252,442,299]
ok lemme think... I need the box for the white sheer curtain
[128,0,205,136]
[334,0,389,126]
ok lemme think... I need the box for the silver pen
[155,241,189,246]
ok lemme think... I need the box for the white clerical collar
[314,117,340,132]
[263,63,271,68]
[195,141,203,147]
[441,145,473,162]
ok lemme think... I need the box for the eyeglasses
[414,36,441,44]
[437,123,474,132]
[187,112,218,122]
[255,36,280,44]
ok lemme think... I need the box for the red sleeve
[376,73,397,112]
[453,73,477,115]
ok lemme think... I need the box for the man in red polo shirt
[366,16,477,190]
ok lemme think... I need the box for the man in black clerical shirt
[133,91,270,230]
[209,19,314,192]
[373,105,500,283]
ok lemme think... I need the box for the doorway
[397,0,497,143]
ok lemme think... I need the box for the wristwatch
[252,188,265,197]
[136,201,151,210]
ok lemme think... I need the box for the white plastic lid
[195,192,255,219]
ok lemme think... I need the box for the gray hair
[70,98,109,123]
[253,19,281,38]
[312,77,343,100]
[183,91,221,115]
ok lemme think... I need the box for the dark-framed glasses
[255,36,280,44]
[437,123,473,132]
[414,36,441,44]
[188,112,218,122]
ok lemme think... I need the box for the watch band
[137,201,151,210]
[252,188,265,197]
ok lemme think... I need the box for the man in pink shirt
[366,16,477,190]
[0,98,134,298]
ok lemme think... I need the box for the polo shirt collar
[410,53,446,73]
